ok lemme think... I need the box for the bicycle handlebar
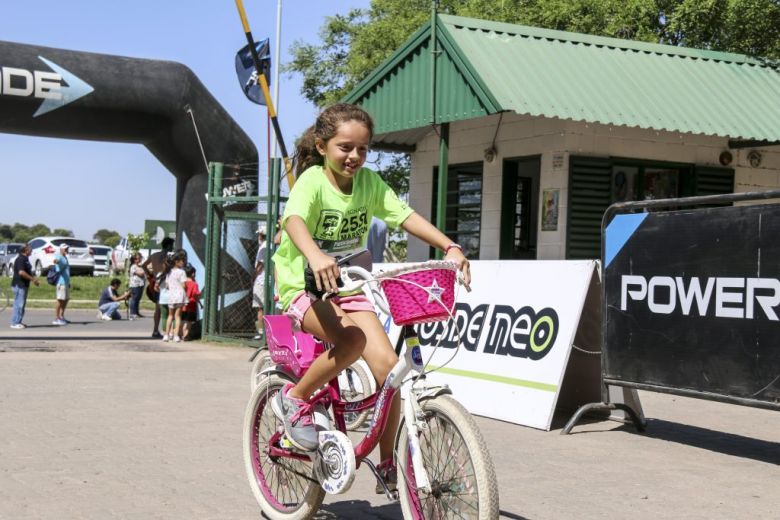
[339,265,392,317]
[304,260,469,320]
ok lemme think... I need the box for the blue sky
[0,0,369,241]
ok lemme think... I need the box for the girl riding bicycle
[271,103,471,490]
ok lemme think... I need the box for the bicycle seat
[264,315,325,378]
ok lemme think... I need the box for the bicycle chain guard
[312,430,356,495]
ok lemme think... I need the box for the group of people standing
[7,242,72,328]
[139,238,201,342]
[63,236,201,342]
[8,237,200,340]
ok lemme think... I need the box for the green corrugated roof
[344,14,780,146]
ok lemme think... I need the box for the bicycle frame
[262,325,443,492]
[261,264,459,494]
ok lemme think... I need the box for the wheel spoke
[407,404,481,519]
[246,378,322,514]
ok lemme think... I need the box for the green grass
[0,275,155,309]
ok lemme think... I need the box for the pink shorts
[285,291,375,329]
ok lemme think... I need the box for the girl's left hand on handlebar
[309,252,342,295]
[445,248,471,291]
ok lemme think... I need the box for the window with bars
[431,162,483,259]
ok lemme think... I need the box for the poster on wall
[541,189,559,231]
[376,260,598,430]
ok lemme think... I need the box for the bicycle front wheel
[243,374,324,520]
[396,394,499,520]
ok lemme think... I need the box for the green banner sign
[144,220,176,248]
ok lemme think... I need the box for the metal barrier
[563,189,780,433]
[203,161,284,342]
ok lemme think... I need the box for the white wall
[407,113,780,261]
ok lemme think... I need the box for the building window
[567,156,734,259]
[431,162,483,259]
[611,163,687,203]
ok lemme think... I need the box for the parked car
[111,236,156,275]
[89,245,113,276]
[0,243,24,277]
[28,237,95,277]
[111,236,133,275]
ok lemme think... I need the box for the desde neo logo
[416,302,559,361]
[0,56,95,117]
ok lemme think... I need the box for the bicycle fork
[399,328,434,494]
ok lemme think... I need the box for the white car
[0,243,24,277]
[89,245,113,276]
[111,236,156,275]
[28,237,96,277]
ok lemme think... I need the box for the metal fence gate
[203,161,282,342]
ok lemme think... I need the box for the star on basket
[426,278,445,303]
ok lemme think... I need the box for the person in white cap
[52,243,71,325]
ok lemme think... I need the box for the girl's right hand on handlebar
[445,248,471,291]
[308,252,341,295]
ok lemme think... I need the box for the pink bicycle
[243,260,499,519]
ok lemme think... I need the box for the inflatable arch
[0,40,258,269]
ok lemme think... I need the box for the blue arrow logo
[34,56,94,117]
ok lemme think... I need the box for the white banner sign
[376,260,597,430]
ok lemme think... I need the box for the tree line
[288,0,779,110]
[0,223,123,247]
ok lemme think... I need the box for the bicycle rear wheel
[243,374,324,520]
[396,394,499,520]
[339,359,374,431]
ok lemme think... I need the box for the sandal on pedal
[375,458,397,494]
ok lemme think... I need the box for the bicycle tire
[244,374,324,520]
[0,288,8,313]
[249,348,274,393]
[396,394,499,520]
[339,360,374,431]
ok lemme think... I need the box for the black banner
[604,204,780,408]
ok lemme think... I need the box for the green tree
[0,224,13,241]
[13,223,52,243]
[127,232,149,252]
[287,0,779,108]
[366,152,410,197]
[93,228,121,245]
[52,228,74,237]
[104,235,121,248]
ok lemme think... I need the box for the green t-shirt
[273,165,414,310]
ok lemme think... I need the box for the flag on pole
[235,39,271,105]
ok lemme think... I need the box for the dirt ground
[0,309,777,519]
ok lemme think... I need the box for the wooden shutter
[694,166,735,197]
[567,156,612,259]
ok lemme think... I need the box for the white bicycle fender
[415,385,452,401]
[259,366,298,381]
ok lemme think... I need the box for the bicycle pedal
[279,436,295,449]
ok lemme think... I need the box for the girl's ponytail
[292,124,323,178]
